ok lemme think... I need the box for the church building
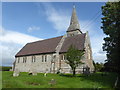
[12,6,94,74]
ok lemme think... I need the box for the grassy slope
[2,71,117,88]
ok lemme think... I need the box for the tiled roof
[15,36,63,57]
[60,34,86,53]
[15,34,86,57]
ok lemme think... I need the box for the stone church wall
[84,31,94,72]
[67,30,81,37]
[15,54,53,73]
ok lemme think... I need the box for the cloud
[93,53,106,63]
[0,28,42,66]
[90,34,107,63]
[1,28,41,45]
[27,26,40,33]
[42,3,70,33]
[98,49,106,55]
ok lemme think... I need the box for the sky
[1,2,107,66]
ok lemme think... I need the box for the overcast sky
[1,2,107,66]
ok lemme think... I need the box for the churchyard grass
[0,71,2,89]
[2,71,117,88]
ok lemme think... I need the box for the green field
[2,71,117,88]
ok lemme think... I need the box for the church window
[32,56,35,62]
[61,55,64,60]
[70,34,74,36]
[42,55,47,62]
[23,56,27,63]
[60,55,63,60]
[32,56,33,62]
[17,57,20,63]
[34,56,36,62]
[64,55,67,60]
[23,57,25,63]
[25,57,27,63]
[42,55,44,62]
[45,55,47,62]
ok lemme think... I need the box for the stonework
[12,6,94,74]
[67,5,80,32]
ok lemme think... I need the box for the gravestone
[83,66,90,76]
[28,70,37,75]
[9,69,13,71]
[57,69,61,74]
[32,72,37,76]
[49,79,56,86]
[28,70,32,75]
[13,70,20,77]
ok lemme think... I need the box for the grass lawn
[2,71,117,88]
[0,71,2,89]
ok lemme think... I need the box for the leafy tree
[95,62,104,72]
[93,61,104,72]
[101,2,120,73]
[66,45,84,76]
[93,61,96,72]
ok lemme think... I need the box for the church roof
[15,34,86,57]
[15,36,63,57]
[60,34,86,53]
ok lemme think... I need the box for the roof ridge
[28,35,63,44]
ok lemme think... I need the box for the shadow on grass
[80,72,117,88]
[59,72,117,88]
[59,73,85,77]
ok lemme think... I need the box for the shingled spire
[67,5,82,34]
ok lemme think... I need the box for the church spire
[67,5,81,33]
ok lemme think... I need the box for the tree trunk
[73,68,76,76]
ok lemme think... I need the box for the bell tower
[67,5,82,37]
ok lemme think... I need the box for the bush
[2,66,12,71]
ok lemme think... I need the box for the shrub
[2,66,12,71]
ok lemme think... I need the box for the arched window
[42,55,44,62]
[61,55,64,60]
[32,56,35,62]
[23,56,27,63]
[42,55,47,62]
[45,55,47,62]
[17,57,20,63]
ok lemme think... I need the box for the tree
[101,2,120,73]
[66,45,84,76]
[93,61,96,72]
[93,61,104,72]
[95,62,104,72]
